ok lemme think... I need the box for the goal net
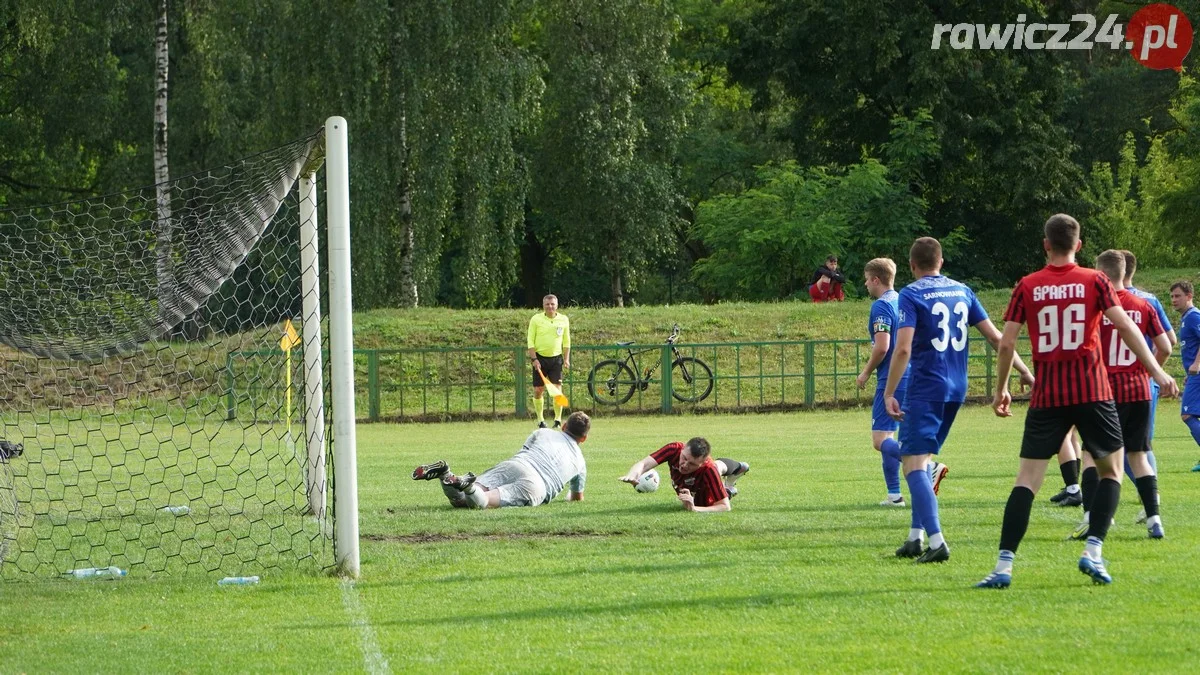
[0,118,359,579]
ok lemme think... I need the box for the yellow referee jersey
[527,312,570,357]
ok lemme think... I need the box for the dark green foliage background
[3,0,1198,310]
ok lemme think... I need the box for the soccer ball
[635,469,660,493]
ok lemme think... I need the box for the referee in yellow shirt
[527,294,571,428]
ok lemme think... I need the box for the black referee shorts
[532,354,563,388]
[1020,400,1124,461]
[1116,400,1152,455]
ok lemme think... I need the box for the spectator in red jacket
[809,255,846,302]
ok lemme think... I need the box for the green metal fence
[225,337,1043,423]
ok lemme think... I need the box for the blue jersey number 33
[931,301,968,352]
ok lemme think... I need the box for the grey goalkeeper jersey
[513,429,587,501]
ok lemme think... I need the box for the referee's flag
[536,361,569,408]
[544,379,569,408]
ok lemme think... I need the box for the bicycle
[587,323,714,405]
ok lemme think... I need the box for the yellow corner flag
[280,319,300,351]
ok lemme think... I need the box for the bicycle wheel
[588,360,638,405]
[671,357,714,403]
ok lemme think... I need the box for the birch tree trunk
[153,0,175,326]
[396,93,418,308]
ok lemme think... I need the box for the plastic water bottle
[66,566,126,580]
[218,576,260,586]
[161,505,191,515]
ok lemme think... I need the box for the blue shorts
[1183,375,1200,417]
[872,387,906,432]
[897,399,962,456]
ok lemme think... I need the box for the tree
[725,0,1082,282]
[693,111,935,301]
[534,0,688,306]
[153,0,175,329]
[0,1,135,207]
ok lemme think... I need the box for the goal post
[0,116,359,579]
[325,117,360,577]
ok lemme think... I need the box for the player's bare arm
[857,331,890,389]
[883,326,914,420]
[1152,332,1172,367]
[976,319,1034,389]
[992,320,1023,417]
[620,456,657,484]
[1105,305,1180,396]
[678,489,731,513]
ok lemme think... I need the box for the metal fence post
[661,344,673,413]
[367,350,380,422]
[515,348,528,416]
[804,341,816,407]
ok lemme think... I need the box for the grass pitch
[4,405,1200,672]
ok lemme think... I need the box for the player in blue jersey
[883,237,1033,563]
[1169,281,1200,470]
[856,258,947,507]
[1122,252,1177,509]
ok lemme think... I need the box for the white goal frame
[323,117,360,578]
[296,117,358,577]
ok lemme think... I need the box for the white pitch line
[341,579,390,675]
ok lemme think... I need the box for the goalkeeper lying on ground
[412,412,589,508]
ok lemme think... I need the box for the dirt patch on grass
[364,530,625,544]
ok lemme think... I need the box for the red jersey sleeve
[1003,280,1027,324]
[650,442,682,466]
[695,463,728,507]
[1094,273,1119,312]
[1145,303,1165,338]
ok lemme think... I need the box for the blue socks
[882,447,901,495]
[1186,416,1200,447]
[880,438,902,459]
[905,468,941,536]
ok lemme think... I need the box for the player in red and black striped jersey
[976,215,1179,590]
[1072,250,1172,539]
[1002,264,1118,409]
[619,438,748,512]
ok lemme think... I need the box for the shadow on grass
[363,529,628,544]
[372,560,734,588]
[289,586,964,632]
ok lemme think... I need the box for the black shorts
[1116,400,1152,455]
[532,354,563,387]
[1021,400,1124,461]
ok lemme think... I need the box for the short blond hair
[864,258,896,286]
[1095,249,1126,283]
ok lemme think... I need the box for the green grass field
[4,404,1200,672]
